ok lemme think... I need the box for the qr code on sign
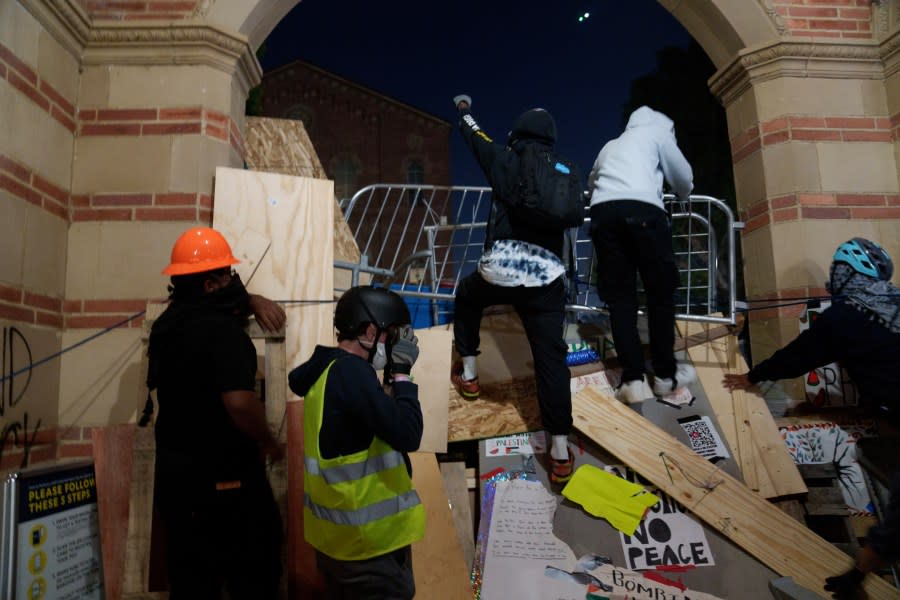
[677,415,730,461]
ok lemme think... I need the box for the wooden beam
[439,461,476,569]
[723,330,758,491]
[679,320,806,498]
[122,427,155,594]
[93,425,135,600]
[673,321,737,352]
[571,385,896,599]
[411,453,473,599]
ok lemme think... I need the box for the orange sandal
[550,448,575,484]
[451,361,480,399]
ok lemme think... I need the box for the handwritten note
[481,479,575,599]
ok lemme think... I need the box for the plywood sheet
[411,453,472,599]
[571,385,897,599]
[244,116,326,179]
[445,308,561,441]
[243,116,360,280]
[212,167,335,383]
[447,375,542,442]
[411,325,453,453]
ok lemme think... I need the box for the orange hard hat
[162,227,240,275]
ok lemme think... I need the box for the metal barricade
[338,184,742,327]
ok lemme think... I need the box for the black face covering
[203,272,251,317]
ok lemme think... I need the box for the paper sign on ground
[586,562,725,600]
[571,371,616,396]
[484,431,547,457]
[677,415,730,461]
[481,479,575,599]
[605,465,715,571]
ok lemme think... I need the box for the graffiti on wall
[1,325,42,469]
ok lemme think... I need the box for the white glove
[453,94,472,109]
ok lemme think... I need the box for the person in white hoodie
[588,106,697,405]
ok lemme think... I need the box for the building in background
[259,59,452,204]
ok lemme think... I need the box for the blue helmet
[832,237,893,281]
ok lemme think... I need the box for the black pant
[590,200,680,383]
[453,272,572,435]
[316,546,415,600]
[154,456,283,600]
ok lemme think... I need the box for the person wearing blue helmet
[723,237,900,599]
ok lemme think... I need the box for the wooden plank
[411,453,472,599]
[673,321,735,352]
[263,334,289,600]
[122,427,155,594]
[412,326,453,453]
[571,385,897,599]
[286,400,326,596]
[439,461,476,569]
[680,320,806,498]
[746,392,804,496]
[680,322,745,479]
[92,424,135,600]
[723,331,758,491]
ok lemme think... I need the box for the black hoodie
[457,107,565,259]
[288,345,423,462]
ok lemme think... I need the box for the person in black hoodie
[722,237,900,599]
[289,286,424,599]
[450,94,574,483]
[148,226,285,600]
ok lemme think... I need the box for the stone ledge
[19,0,261,96]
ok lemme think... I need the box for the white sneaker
[652,362,697,396]
[615,377,654,405]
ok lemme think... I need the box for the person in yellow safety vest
[289,286,425,599]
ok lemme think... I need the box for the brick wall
[730,114,900,233]
[1,426,103,474]
[772,0,873,39]
[260,61,452,193]
[3,40,234,226]
[0,283,154,329]
[75,0,200,21]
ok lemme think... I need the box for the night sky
[262,0,692,187]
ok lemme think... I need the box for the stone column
[50,1,261,424]
[711,30,900,396]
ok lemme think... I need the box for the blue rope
[0,311,145,384]
[0,293,838,385]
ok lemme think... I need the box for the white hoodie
[588,106,693,211]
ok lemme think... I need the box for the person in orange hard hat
[147,226,286,599]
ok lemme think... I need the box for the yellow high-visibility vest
[303,359,425,560]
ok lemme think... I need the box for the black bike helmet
[334,286,411,339]
[832,237,893,281]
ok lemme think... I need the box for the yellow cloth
[561,464,659,536]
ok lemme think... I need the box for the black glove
[824,567,866,599]
[390,325,419,375]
